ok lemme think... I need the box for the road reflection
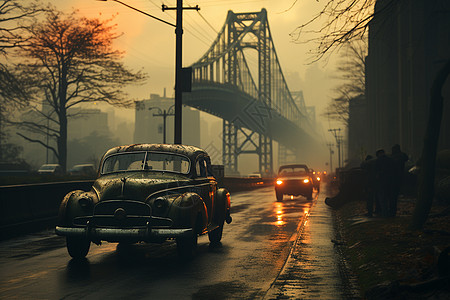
[274,202,285,226]
[271,196,313,227]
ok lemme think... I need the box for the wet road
[0,186,333,299]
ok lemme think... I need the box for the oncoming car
[56,144,232,259]
[309,169,321,192]
[275,164,314,201]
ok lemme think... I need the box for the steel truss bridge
[183,9,318,175]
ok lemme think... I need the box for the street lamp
[98,0,198,145]
[149,105,175,144]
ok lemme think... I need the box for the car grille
[284,179,306,186]
[74,200,152,228]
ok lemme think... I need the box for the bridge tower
[221,9,274,176]
[188,9,316,177]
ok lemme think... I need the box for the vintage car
[37,163,63,175]
[275,164,314,201]
[68,164,96,177]
[56,144,232,259]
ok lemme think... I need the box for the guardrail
[0,177,273,240]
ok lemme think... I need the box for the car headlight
[276,180,283,185]
[316,177,321,181]
[154,197,168,210]
[303,179,309,183]
[78,197,93,209]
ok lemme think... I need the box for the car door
[194,155,215,221]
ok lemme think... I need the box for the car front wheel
[208,222,224,245]
[276,190,283,202]
[67,236,90,259]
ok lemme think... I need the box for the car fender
[170,192,208,231]
[214,188,231,225]
[58,190,96,226]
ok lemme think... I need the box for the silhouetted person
[374,149,395,217]
[390,144,408,217]
[361,154,376,217]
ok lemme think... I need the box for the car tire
[176,231,198,259]
[276,190,283,201]
[208,222,224,245]
[66,237,90,259]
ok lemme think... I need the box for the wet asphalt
[0,184,358,299]
[265,184,360,299]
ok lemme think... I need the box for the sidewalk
[264,190,360,299]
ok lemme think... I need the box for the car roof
[101,144,209,162]
[39,164,60,168]
[72,164,94,168]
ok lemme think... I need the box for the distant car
[37,164,63,175]
[275,164,314,201]
[68,164,96,177]
[247,173,262,178]
[55,144,232,259]
[309,169,321,192]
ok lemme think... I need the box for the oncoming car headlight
[303,178,310,183]
[276,180,283,185]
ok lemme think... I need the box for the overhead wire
[195,0,267,7]
[196,11,219,34]
[147,0,214,47]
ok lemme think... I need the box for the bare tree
[0,0,43,161]
[10,8,146,171]
[323,41,367,125]
[290,0,395,61]
[411,61,450,229]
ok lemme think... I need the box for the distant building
[347,95,366,161]
[365,0,450,161]
[134,93,200,146]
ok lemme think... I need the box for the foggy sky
[45,0,343,172]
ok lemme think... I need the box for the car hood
[92,172,192,202]
[277,175,310,181]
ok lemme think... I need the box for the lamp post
[150,105,175,144]
[99,0,198,145]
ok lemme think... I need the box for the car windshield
[101,151,190,175]
[279,166,308,175]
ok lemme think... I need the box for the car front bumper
[55,225,193,241]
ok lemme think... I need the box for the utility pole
[327,143,334,174]
[162,1,199,144]
[151,106,175,144]
[338,134,344,168]
[328,128,342,168]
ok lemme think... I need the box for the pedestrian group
[360,144,408,217]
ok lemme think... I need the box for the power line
[197,10,218,34]
[156,1,212,46]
